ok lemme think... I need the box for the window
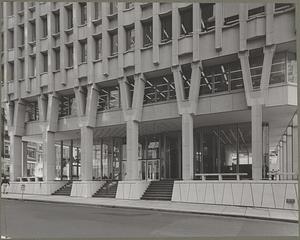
[30,55,36,76]
[30,21,36,42]
[248,6,265,18]
[19,25,25,45]
[109,2,118,15]
[8,2,14,16]
[1,33,4,52]
[8,62,14,81]
[59,95,77,117]
[79,40,87,63]
[8,29,14,49]
[275,3,293,11]
[142,20,152,47]
[160,14,172,42]
[94,36,102,60]
[41,51,48,72]
[41,16,48,38]
[143,74,176,104]
[125,26,135,51]
[1,65,4,85]
[180,7,193,35]
[94,2,101,19]
[79,2,87,25]
[66,6,73,29]
[67,44,73,67]
[200,3,215,32]
[26,102,39,121]
[125,2,134,9]
[54,48,60,71]
[19,59,24,79]
[19,2,24,11]
[97,86,120,111]
[110,31,118,56]
[53,12,60,33]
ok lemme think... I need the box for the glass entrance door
[147,160,160,180]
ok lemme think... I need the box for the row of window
[23,51,296,121]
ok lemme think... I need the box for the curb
[2,197,298,223]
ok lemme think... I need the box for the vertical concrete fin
[265,3,274,46]
[86,84,99,127]
[74,86,86,117]
[239,3,248,51]
[172,66,184,112]
[118,77,130,111]
[46,94,59,132]
[38,94,48,122]
[132,74,145,121]
[13,100,26,136]
[192,3,201,62]
[260,44,276,95]
[188,61,201,113]
[238,50,252,106]
[102,2,109,76]
[215,2,223,51]
[117,3,125,78]
[87,3,94,84]
[134,2,142,74]
[172,3,179,66]
[152,3,160,65]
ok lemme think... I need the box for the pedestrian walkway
[1,193,298,222]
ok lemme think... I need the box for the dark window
[8,2,14,16]
[8,29,14,48]
[67,44,73,67]
[59,95,77,117]
[80,40,87,63]
[180,7,193,35]
[275,3,293,11]
[142,20,152,47]
[125,26,135,50]
[41,51,48,72]
[66,6,73,29]
[19,25,25,45]
[30,55,36,76]
[54,12,60,33]
[94,2,101,19]
[79,2,87,25]
[26,102,39,121]
[94,36,102,60]
[97,86,120,111]
[249,48,263,89]
[248,6,265,18]
[8,62,14,81]
[54,48,60,70]
[19,2,24,11]
[125,2,134,9]
[224,15,239,25]
[19,59,24,79]
[110,31,118,55]
[160,14,172,42]
[109,2,118,15]
[30,21,36,42]
[143,74,176,104]
[200,3,215,32]
[41,16,48,38]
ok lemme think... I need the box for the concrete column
[43,131,56,181]
[126,120,139,180]
[80,126,94,181]
[182,113,194,180]
[282,134,287,180]
[152,3,159,65]
[22,141,28,177]
[292,114,298,179]
[9,134,23,181]
[251,104,263,180]
[279,140,283,178]
[286,126,293,180]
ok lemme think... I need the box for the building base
[70,181,105,198]
[116,181,150,200]
[172,180,298,210]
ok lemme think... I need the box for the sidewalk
[1,193,298,222]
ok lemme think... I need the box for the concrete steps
[141,180,174,201]
[52,182,73,196]
[93,181,118,198]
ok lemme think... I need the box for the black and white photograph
[0,1,298,239]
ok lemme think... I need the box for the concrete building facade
[0,2,298,203]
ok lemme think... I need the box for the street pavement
[0,199,298,238]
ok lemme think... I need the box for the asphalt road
[0,199,298,238]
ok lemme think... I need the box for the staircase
[141,179,174,201]
[92,181,118,198]
[52,181,73,196]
